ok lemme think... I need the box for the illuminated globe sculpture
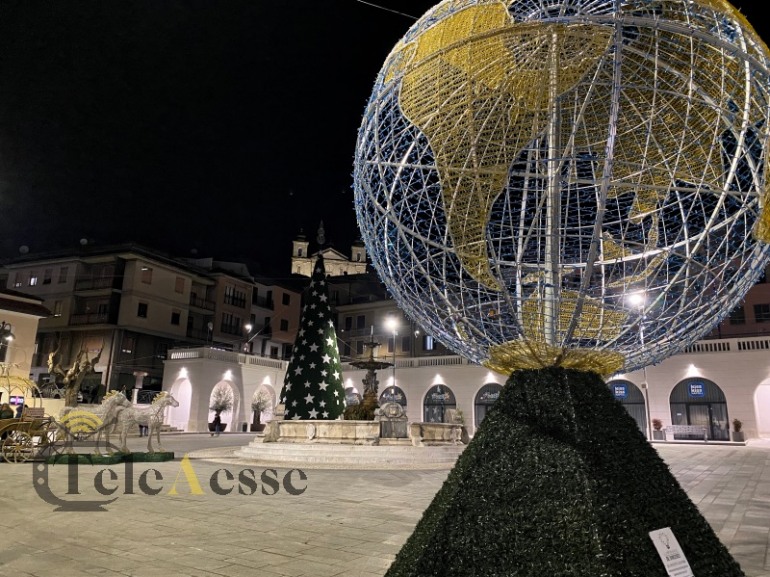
[354,0,770,376]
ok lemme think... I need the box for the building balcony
[247,323,272,338]
[341,327,380,338]
[74,277,117,291]
[186,327,211,341]
[70,312,112,325]
[223,296,247,309]
[252,295,274,309]
[189,295,216,311]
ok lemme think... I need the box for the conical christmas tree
[385,367,744,577]
[280,255,346,420]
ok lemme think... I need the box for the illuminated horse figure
[92,391,134,454]
[55,391,133,455]
[116,391,179,453]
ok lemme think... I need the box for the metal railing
[252,295,274,309]
[186,327,211,341]
[70,312,111,325]
[189,296,216,310]
[74,277,115,291]
[683,336,770,354]
[168,337,767,376]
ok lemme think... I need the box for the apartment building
[158,235,770,438]
[1,244,301,398]
[708,269,770,339]
[321,249,770,439]
[184,259,302,360]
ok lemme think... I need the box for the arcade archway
[345,386,362,406]
[670,378,729,441]
[423,385,456,423]
[167,378,192,431]
[607,380,647,435]
[208,381,239,433]
[380,385,407,407]
[474,383,502,429]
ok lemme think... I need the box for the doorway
[474,383,503,429]
[423,385,456,423]
[607,380,647,435]
[669,378,729,440]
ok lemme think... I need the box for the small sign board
[688,381,705,398]
[649,528,693,577]
[612,384,628,399]
[380,387,406,406]
[478,390,500,403]
[9,395,24,406]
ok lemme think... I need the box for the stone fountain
[348,337,392,399]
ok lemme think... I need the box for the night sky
[0,0,765,276]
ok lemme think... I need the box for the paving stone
[2,434,770,577]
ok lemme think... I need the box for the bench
[665,424,707,441]
[23,407,45,418]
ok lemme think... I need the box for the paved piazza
[1,433,769,577]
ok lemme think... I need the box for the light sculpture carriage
[354,0,770,376]
[0,372,56,463]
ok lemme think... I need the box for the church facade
[291,222,367,277]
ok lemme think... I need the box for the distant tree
[209,386,234,417]
[280,255,346,420]
[47,338,103,407]
[251,389,273,429]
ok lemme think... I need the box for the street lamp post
[641,381,652,441]
[243,323,270,356]
[386,316,398,399]
[628,292,652,441]
[0,321,15,364]
[243,323,253,353]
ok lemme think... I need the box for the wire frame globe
[354,0,770,375]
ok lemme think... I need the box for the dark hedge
[45,451,175,464]
[385,367,744,577]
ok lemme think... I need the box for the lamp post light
[0,321,15,364]
[385,316,399,398]
[243,323,253,353]
[0,321,14,341]
[243,323,270,356]
[628,291,652,441]
[0,321,14,339]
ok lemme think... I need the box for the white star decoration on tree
[279,256,347,420]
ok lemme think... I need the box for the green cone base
[46,451,174,464]
[385,367,743,577]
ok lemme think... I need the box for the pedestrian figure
[0,403,13,420]
[0,403,14,439]
[212,414,221,437]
